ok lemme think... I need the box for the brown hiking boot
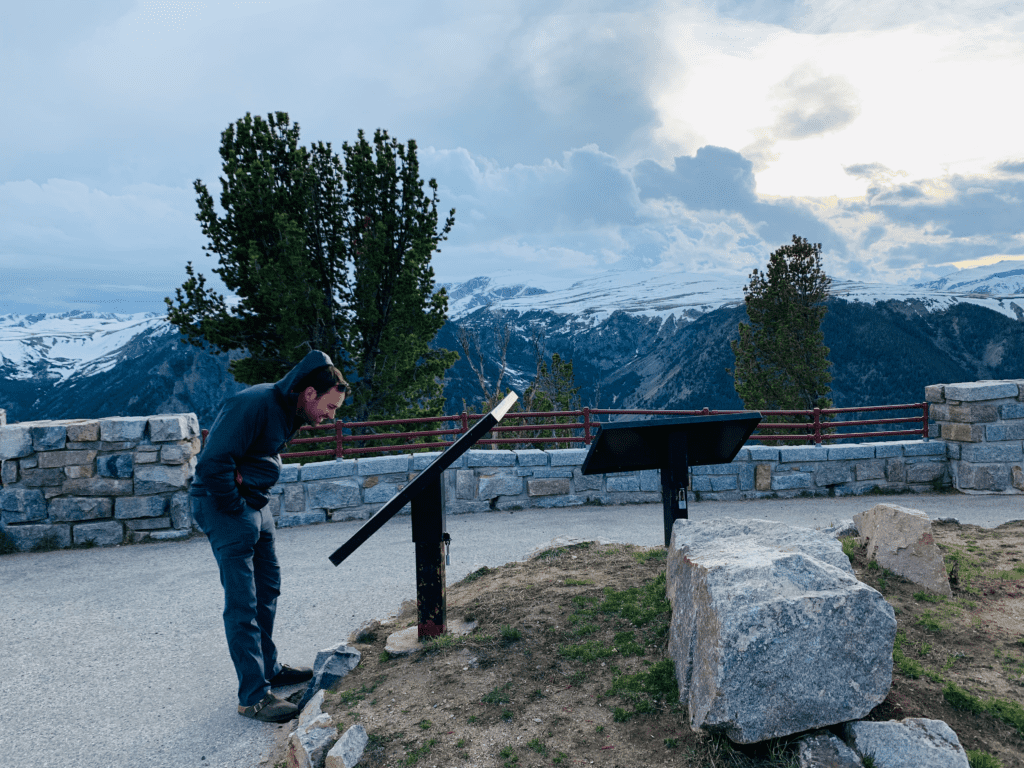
[238,692,298,723]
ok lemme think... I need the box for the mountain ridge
[2,261,1022,429]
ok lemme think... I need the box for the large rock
[297,643,361,711]
[667,518,896,744]
[843,718,969,768]
[853,504,952,597]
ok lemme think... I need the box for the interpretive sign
[581,413,761,545]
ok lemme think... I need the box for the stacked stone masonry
[1,379,1020,551]
[0,415,200,550]
[926,379,1024,494]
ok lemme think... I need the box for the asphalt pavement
[1,492,1022,768]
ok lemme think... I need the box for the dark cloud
[634,146,756,211]
[634,146,843,253]
[866,175,1024,239]
[995,160,1024,175]
[844,162,890,179]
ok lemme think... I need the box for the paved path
[1,493,1021,768]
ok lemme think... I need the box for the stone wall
[0,415,200,550]
[927,380,1024,493]
[2,379,1021,551]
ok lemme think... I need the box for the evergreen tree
[164,113,457,424]
[730,235,833,431]
[523,353,581,449]
[339,129,458,424]
[166,112,347,384]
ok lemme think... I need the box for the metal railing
[199,402,929,460]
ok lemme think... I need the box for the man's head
[290,365,348,425]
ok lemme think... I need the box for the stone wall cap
[944,381,1021,402]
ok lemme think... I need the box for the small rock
[854,504,952,597]
[844,718,969,768]
[297,644,361,711]
[326,725,368,768]
[797,730,863,768]
[287,690,336,768]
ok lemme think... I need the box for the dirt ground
[262,523,1024,768]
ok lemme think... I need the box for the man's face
[299,386,345,425]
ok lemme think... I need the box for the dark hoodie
[188,350,333,516]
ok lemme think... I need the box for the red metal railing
[200,402,930,459]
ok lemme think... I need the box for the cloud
[633,146,842,252]
[770,69,861,140]
[995,160,1024,175]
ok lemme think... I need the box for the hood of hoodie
[274,349,335,411]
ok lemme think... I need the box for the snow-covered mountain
[915,261,1024,296]
[1,260,1022,425]
[0,311,175,383]
[443,260,1024,323]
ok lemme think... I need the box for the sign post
[330,392,518,638]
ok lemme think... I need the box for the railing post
[461,411,469,435]
[336,420,345,459]
[922,401,930,440]
[813,407,821,446]
[582,407,592,445]
[201,428,208,450]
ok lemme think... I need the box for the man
[189,349,348,722]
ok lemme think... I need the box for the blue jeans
[192,495,282,706]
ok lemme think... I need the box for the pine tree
[523,353,581,449]
[339,129,458,424]
[730,236,833,431]
[164,114,457,424]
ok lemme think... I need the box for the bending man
[189,350,347,722]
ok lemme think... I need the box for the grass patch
[600,571,670,628]
[893,633,925,679]
[632,548,668,564]
[558,640,616,662]
[967,750,1003,768]
[462,566,493,583]
[564,577,594,586]
[840,536,857,564]
[944,682,1024,737]
[500,624,522,644]
[482,682,512,705]
[526,738,547,755]
[336,683,377,706]
[402,738,437,766]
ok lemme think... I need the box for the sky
[2,0,1023,316]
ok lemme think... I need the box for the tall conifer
[730,236,833,424]
[164,113,457,422]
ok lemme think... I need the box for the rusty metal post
[411,475,446,638]
[461,411,469,435]
[813,408,822,446]
[922,401,930,440]
[582,407,591,445]
[335,420,345,459]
